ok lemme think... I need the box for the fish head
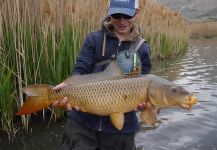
[147,76,197,109]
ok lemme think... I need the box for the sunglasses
[111,13,135,20]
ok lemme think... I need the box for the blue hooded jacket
[67,18,151,133]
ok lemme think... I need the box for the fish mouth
[181,95,198,110]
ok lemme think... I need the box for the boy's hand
[136,103,147,110]
[136,103,161,114]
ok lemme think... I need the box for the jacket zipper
[116,40,121,54]
[98,117,103,131]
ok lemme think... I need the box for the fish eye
[171,87,177,93]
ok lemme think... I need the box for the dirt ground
[157,0,217,22]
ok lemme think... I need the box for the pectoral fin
[110,112,124,130]
[140,103,157,126]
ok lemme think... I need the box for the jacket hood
[102,16,141,42]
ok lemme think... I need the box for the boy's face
[110,13,136,36]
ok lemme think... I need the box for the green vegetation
[0,0,189,139]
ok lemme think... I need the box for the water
[1,39,217,150]
[135,39,217,150]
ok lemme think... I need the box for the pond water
[136,39,217,150]
[1,39,217,150]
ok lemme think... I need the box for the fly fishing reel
[117,50,142,75]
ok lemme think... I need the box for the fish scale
[16,61,197,130]
[52,76,149,115]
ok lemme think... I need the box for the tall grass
[190,20,217,39]
[0,0,189,139]
[138,0,189,58]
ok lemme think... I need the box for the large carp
[16,61,197,130]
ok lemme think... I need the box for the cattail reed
[190,20,217,39]
[0,0,189,139]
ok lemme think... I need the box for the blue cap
[108,0,138,17]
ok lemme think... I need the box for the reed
[0,0,189,139]
[138,0,189,58]
[190,20,217,39]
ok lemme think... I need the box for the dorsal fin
[63,60,122,85]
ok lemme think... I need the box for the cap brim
[108,8,136,16]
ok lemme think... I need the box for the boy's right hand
[52,83,80,111]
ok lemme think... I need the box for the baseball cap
[108,0,139,17]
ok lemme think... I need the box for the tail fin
[16,84,53,115]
